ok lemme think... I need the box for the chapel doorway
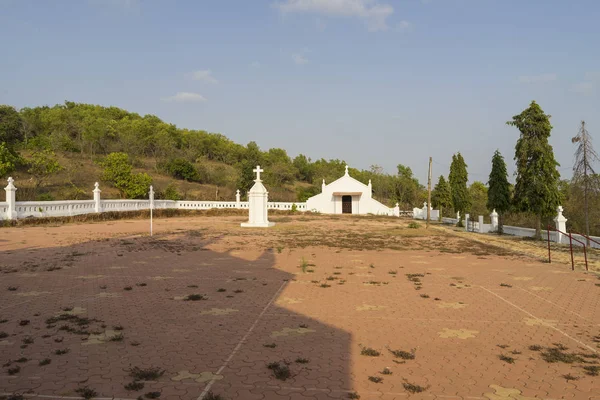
[342,195,352,214]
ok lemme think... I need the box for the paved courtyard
[1,215,599,400]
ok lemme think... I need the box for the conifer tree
[448,152,471,225]
[431,175,451,220]
[487,150,511,233]
[507,101,560,239]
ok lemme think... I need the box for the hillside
[0,102,421,206]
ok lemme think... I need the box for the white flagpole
[149,185,154,237]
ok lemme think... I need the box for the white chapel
[305,166,398,216]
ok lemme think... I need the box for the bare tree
[572,121,599,245]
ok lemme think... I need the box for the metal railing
[547,225,588,271]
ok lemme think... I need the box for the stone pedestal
[490,209,498,231]
[93,182,102,213]
[241,166,275,228]
[553,206,567,244]
[4,177,16,220]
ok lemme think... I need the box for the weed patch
[388,347,415,360]
[498,354,515,364]
[125,381,145,391]
[403,381,427,393]
[541,347,583,364]
[7,366,20,375]
[583,365,599,376]
[129,366,165,381]
[267,361,291,381]
[75,387,97,400]
[184,294,207,301]
[360,346,381,357]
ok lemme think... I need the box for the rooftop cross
[345,165,349,176]
[253,165,264,181]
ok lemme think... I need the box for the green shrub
[163,183,181,201]
[164,158,199,182]
[99,153,152,199]
[36,193,55,201]
[408,222,420,229]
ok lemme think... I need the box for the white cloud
[161,92,207,103]
[517,73,557,84]
[192,70,218,84]
[397,20,412,32]
[274,0,394,31]
[250,61,261,68]
[571,82,594,95]
[292,53,309,65]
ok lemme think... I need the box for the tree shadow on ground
[0,231,352,399]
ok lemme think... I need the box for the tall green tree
[507,101,561,239]
[237,141,264,196]
[448,152,471,224]
[487,150,511,233]
[0,142,19,178]
[468,181,488,219]
[431,175,451,220]
[27,149,63,191]
[571,121,599,245]
[0,105,23,146]
[99,152,152,199]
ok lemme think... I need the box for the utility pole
[427,157,432,228]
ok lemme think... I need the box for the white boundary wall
[436,207,600,250]
[0,178,312,221]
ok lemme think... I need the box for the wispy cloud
[397,20,412,32]
[571,82,594,95]
[161,92,207,103]
[517,73,557,84]
[250,61,261,68]
[274,0,394,31]
[192,70,218,84]
[292,53,309,65]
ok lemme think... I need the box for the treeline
[431,101,600,237]
[0,101,426,207]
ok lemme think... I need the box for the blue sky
[1,0,599,184]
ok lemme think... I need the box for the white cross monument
[241,165,275,228]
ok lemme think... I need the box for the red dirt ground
[0,215,598,400]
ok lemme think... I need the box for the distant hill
[0,102,424,207]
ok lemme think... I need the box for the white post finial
[93,182,102,213]
[253,165,264,182]
[490,209,499,231]
[5,177,17,220]
[554,205,567,244]
[345,165,349,176]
